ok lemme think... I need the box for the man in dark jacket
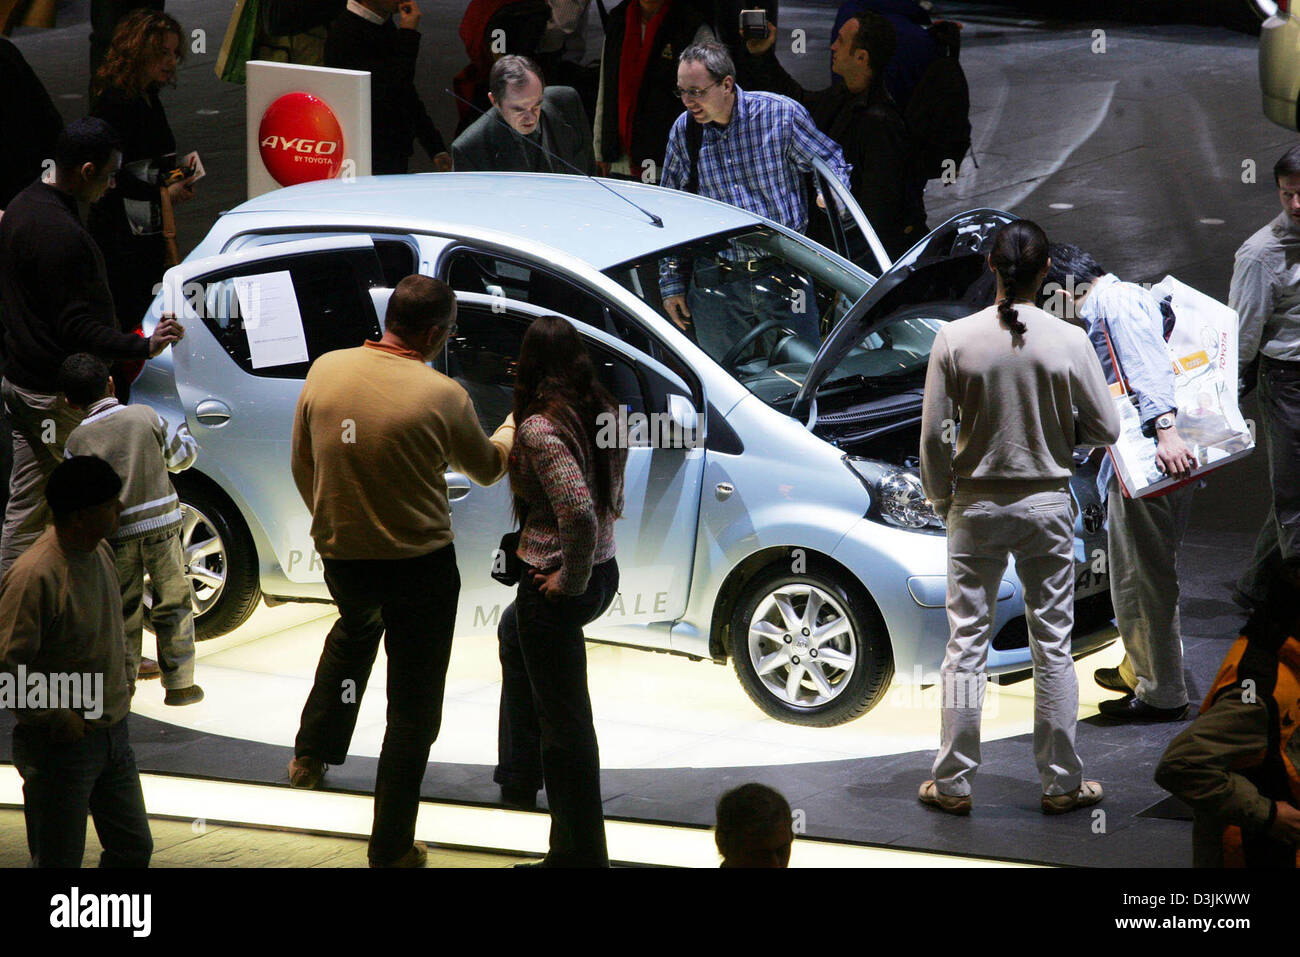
[0,119,182,576]
[831,0,936,113]
[594,0,713,182]
[452,55,593,174]
[325,0,451,174]
[0,38,64,211]
[742,12,925,259]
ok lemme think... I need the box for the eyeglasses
[675,82,718,101]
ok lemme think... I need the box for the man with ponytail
[918,220,1120,816]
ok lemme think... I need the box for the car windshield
[603,226,940,408]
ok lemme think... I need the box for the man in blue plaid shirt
[658,40,852,360]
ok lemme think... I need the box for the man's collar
[346,1,387,26]
[1076,273,1118,323]
[1272,210,1300,238]
[85,397,120,417]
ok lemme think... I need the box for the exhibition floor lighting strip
[0,766,1033,868]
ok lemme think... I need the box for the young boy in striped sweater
[59,353,204,706]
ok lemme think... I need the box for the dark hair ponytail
[988,220,1049,337]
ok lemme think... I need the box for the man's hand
[529,567,564,602]
[47,709,86,743]
[397,1,420,31]
[1154,424,1197,480]
[663,295,692,330]
[431,151,452,172]
[1268,801,1300,845]
[744,21,777,56]
[148,313,185,357]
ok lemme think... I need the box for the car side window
[196,247,384,379]
[449,304,653,439]
[443,248,653,354]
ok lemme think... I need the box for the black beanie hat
[45,456,122,519]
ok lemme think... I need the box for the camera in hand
[740,8,767,40]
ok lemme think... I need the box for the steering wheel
[720,319,797,371]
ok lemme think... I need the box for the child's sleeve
[155,413,199,472]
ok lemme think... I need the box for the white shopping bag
[1105,276,1254,499]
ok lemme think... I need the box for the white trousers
[933,488,1083,797]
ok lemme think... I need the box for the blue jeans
[494,558,619,866]
[11,718,152,868]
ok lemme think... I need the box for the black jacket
[596,0,707,176]
[0,183,149,391]
[324,10,446,173]
[88,85,176,243]
[740,51,926,258]
[452,86,594,175]
[0,38,64,210]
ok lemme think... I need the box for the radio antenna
[443,88,664,228]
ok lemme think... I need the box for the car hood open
[791,208,1018,423]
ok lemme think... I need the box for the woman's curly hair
[92,9,185,100]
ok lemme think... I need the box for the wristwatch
[1154,412,1176,431]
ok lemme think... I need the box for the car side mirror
[666,393,702,447]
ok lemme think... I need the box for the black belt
[1261,355,1300,371]
[712,257,779,283]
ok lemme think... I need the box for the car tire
[730,563,893,727]
[144,479,261,641]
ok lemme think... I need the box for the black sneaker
[1097,694,1189,723]
[163,685,204,706]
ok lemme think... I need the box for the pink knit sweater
[510,409,626,595]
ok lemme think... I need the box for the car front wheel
[730,564,893,727]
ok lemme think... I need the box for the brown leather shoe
[1042,780,1104,815]
[369,842,427,868]
[137,658,161,681]
[164,685,205,706]
[287,756,327,789]
[918,779,972,815]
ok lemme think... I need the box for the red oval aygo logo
[258,92,345,187]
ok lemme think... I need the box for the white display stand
[246,61,372,199]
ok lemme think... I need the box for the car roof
[228,172,763,270]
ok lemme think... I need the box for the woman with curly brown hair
[89,8,195,402]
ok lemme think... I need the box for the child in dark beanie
[60,352,202,706]
[0,455,154,867]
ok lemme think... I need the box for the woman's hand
[166,178,195,205]
[530,567,565,602]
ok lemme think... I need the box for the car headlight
[844,456,945,532]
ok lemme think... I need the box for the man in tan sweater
[287,275,514,868]
[918,220,1119,816]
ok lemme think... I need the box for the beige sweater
[291,341,515,560]
[920,303,1120,516]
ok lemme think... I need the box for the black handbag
[491,502,529,586]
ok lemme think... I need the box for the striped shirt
[1077,273,1178,498]
[63,397,198,542]
[658,86,852,298]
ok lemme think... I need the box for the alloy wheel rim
[177,503,227,616]
[747,583,857,709]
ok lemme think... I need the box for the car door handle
[445,471,471,501]
[195,399,232,426]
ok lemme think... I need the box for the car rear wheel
[730,564,893,726]
[144,481,261,641]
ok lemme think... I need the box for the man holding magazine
[1045,243,1199,724]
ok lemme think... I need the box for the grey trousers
[1237,359,1300,601]
[934,488,1082,797]
[0,379,84,577]
[1106,474,1195,708]
[114,529,196,690]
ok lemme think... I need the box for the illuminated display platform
[1,601,1196,867]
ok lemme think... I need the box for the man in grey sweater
[918,220,1119,816]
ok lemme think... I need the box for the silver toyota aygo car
[136,169,1117,727]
